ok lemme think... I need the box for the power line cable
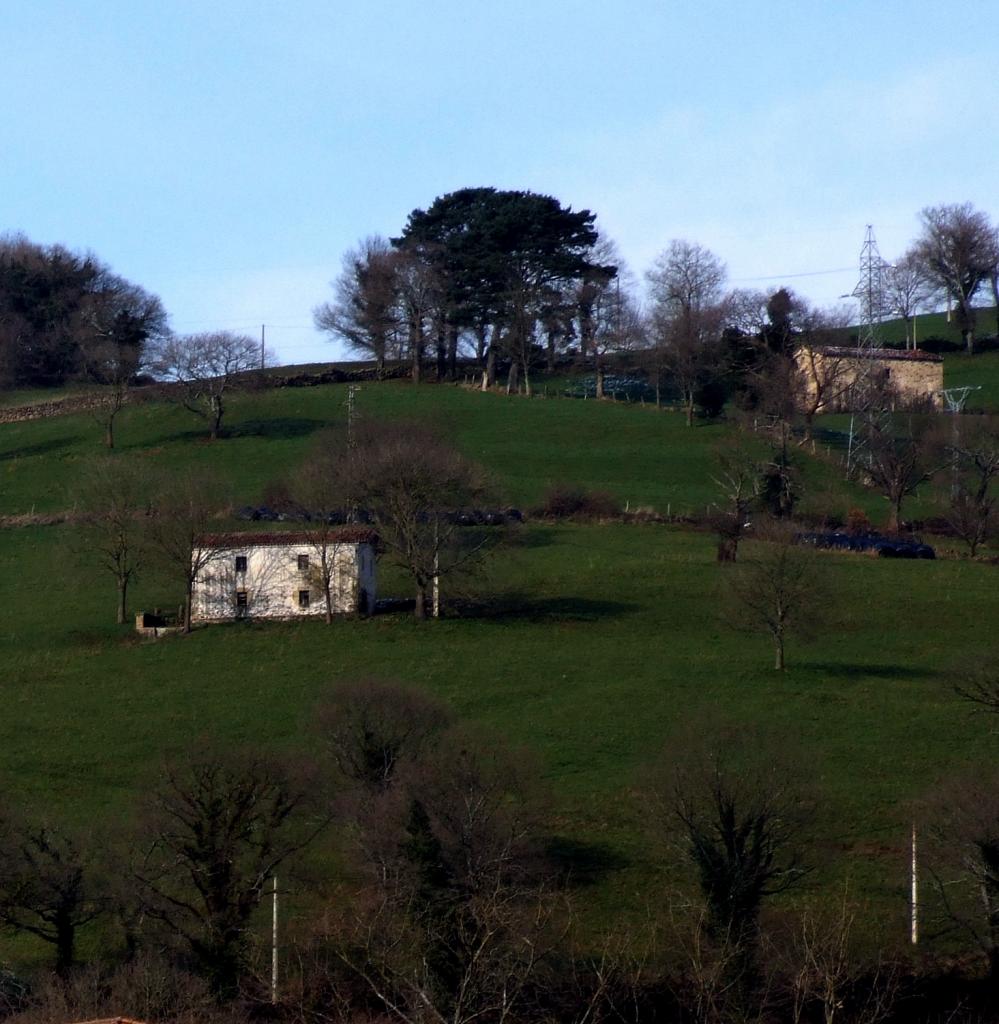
[730,266,856,283]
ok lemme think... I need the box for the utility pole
[432,517,440,618]
[910,824,918,945]
[261,324,266,371]
[271,875,279,1003]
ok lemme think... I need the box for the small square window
[297,554,310,572]
[298,590,310,609]
[235,555,248,573]
[236,590,248,608]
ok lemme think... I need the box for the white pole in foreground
[910,824,918,945]
[271,875,279,1002]
[431,519,440,618]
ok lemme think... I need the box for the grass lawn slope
[0,376,996,952]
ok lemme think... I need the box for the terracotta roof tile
[198,528,377,547]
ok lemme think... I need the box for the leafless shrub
[313,678,452,794]
[772,888,901,1024]
[333,419,496,618]
[723,522,827,671]
[326,722,556,1024]
[921,767,999,981]
[647,718,814,1016]
[537,484,621,520]
[3,956,228,1024]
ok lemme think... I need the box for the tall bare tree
[655,723,811,1004]
[646,241,727,426]
[945,414,999,557]
[913,203,999,353]
[336,420,493,619]
[710,439,761,563]
[864,414,941,533]
[75,458,150,624]
[133,747,326,998]
[884,250,931,350]
[333,722,551,1024]
[725,525,823,671]
[0,819,106,977]
[151,331,264,440]
[146,470,226,633]
[314,236,402,377]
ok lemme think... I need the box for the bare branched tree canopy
[314,677,452,792]
[75,458,150,624]
[151,330,262,439]
[652,721,812,1001]
[335,419,494,618]
[884,250,932,349]
[913,203,999,353]
[864,414,942,534]
[146,469,227,633]
[646,240,728,426]
[314,235,402,375]
[923,767,999,980]
[0,818,105,977]
[133,747,326,997]
[332,720,551,1024]
[944,414,999,558]
[724,526,824,670]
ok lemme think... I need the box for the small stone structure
[795,346,943,413]
[134,611,183,639]
[190,529,377,623]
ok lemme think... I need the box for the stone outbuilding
[190,529,377,623]
[794,345,944,413]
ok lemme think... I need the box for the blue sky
[3,1,996,364]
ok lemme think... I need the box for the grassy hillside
[0,379,887,520]
[0,376,997,963]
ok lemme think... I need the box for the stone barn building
[794,346,943,413]
[191,529,377,623]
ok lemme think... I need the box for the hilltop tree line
[3,679,999,1024]
[4,196,997,403]
[317,195,999,404]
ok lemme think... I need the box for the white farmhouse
[191,529,377,623]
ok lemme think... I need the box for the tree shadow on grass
[146,417,326,447]
[505,527,558,549]
[802,661,941,680]
[228,417,327,441]
[546,836,630,888]
[0,437,77,461]
[453,593,638,623]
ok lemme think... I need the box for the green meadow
[0,370,997,954]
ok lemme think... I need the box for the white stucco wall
[191,540,376,622]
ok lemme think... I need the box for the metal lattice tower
[846,226,892,475]
[853,225,888,349]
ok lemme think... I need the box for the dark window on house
[235,555,248,573]
[297,554,310,572]
[236,591,248,608]
[298,590,310,609]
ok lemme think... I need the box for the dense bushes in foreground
[3,679,999,1024]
